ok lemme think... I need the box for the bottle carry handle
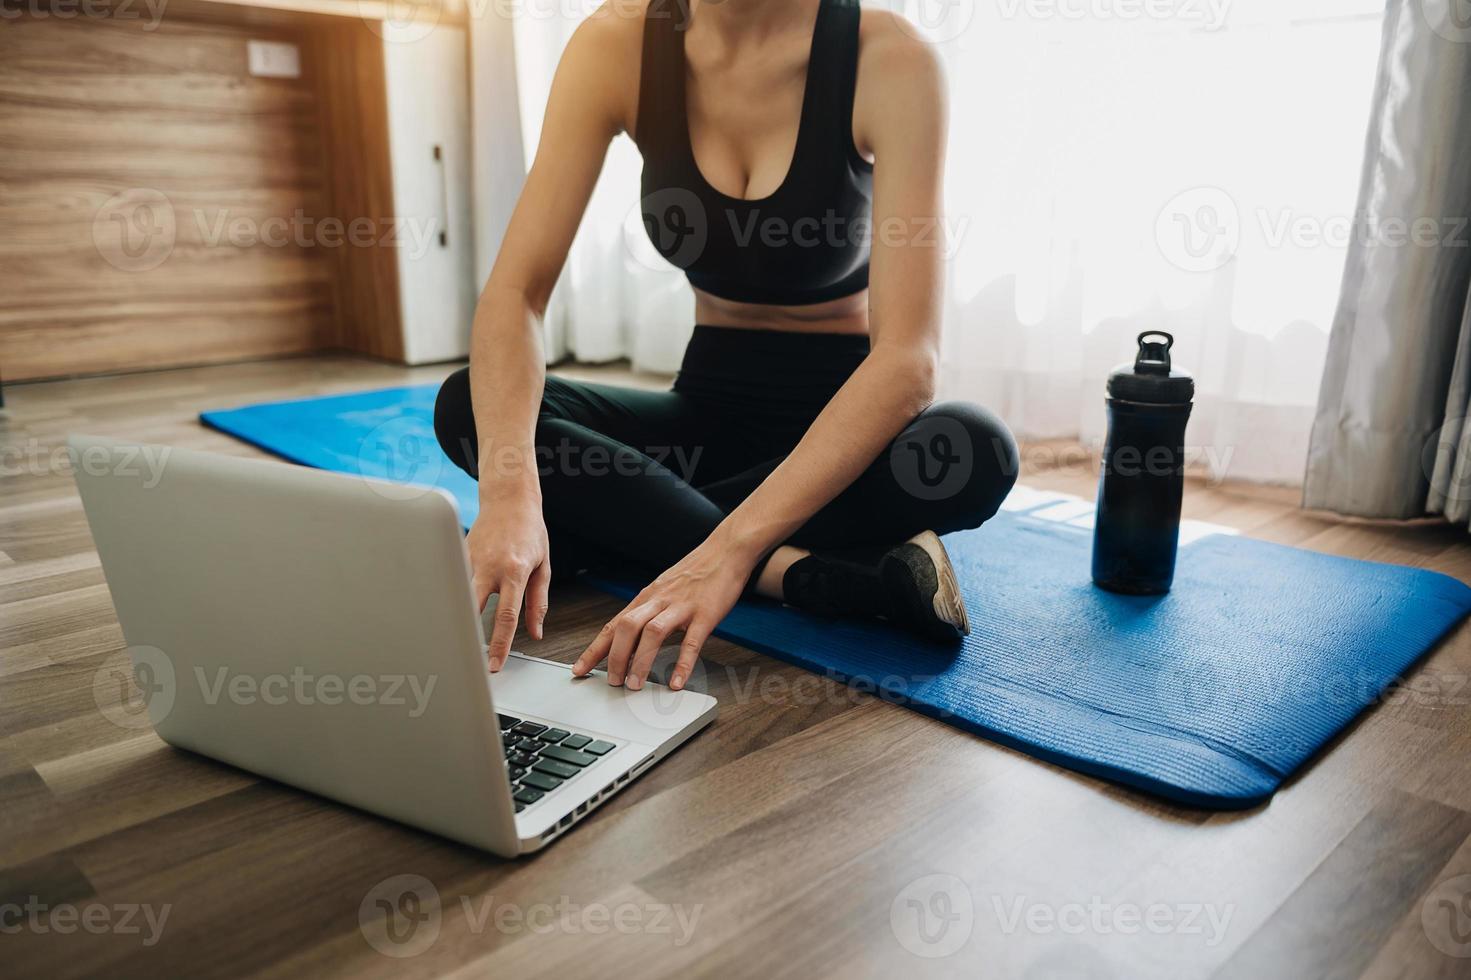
[1135,331,1174,375]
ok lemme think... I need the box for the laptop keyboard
[497,714,616,812]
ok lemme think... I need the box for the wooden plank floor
[4,355,1471,979]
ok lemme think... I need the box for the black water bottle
[1092,331,1195,595]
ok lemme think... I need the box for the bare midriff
[693,286,870,336]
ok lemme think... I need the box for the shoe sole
[907,530,970,637]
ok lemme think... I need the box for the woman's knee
[893,401,1019,529]
[434,366,478,476]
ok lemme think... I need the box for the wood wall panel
[0,12,336,381]
[307,22,404,362]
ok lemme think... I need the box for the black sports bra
[634,0,874,306]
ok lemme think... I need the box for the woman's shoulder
[856,7,945,79]
[571,0,651,52]
[555,1,649,132]
[851,9,947,161]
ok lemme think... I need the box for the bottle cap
[1107,331,1194,404]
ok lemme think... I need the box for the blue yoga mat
[202,384,1471,809]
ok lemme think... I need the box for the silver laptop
[69,434,717,857]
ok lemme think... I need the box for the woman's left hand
[571,539,752,691]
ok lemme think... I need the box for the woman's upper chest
[681,25,825,201]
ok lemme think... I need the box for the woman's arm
[574,22,950,688]
[468,9,638,668]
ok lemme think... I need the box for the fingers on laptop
[625,603,687,690]
[487,579,523,670]
[670,619,713,690]
[571,598,658,684]
[573,600,710,690]
[525,560,551,641]
[482,559,553,671]
[602,599,665,686]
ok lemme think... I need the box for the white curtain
[507,0,1386,484]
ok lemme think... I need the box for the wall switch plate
[247,40,301,79]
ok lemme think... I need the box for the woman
[434,0,1018,692]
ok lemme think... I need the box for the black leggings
[434,325,1019,578]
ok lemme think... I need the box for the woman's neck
[693,0,818,45]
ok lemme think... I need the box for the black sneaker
[781,531,970,642]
